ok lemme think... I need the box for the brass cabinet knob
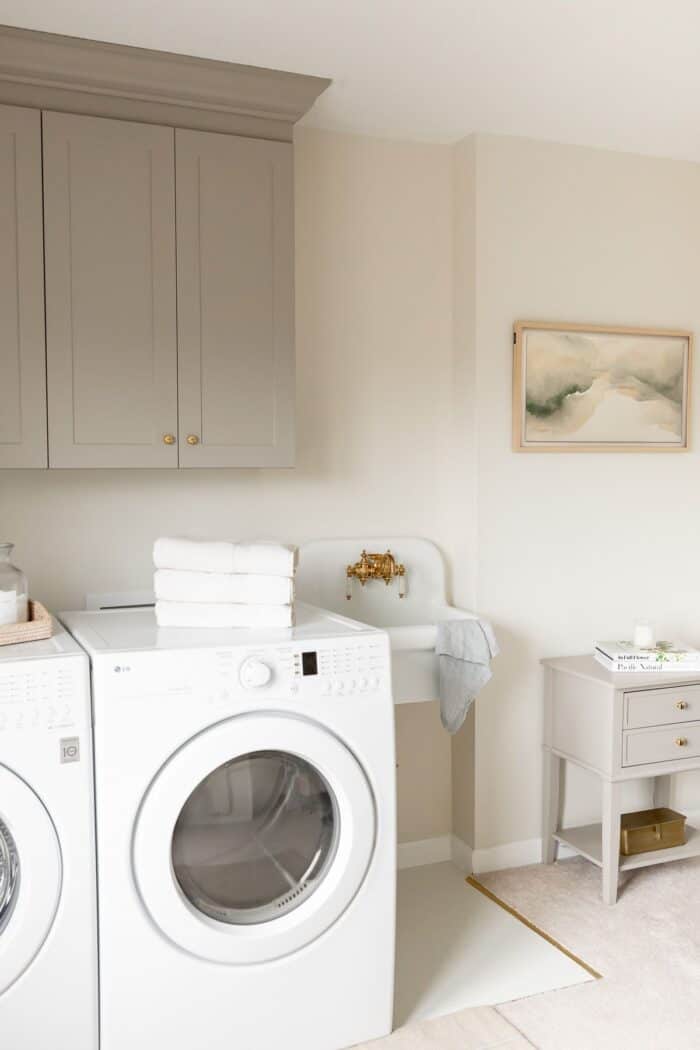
[676,701,688,710]
[676,737,688,747]
[162,433,176,445]
[186,434,200,446]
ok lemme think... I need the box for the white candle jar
[633,621,655,650]
[0,544,28,626]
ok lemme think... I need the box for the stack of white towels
[153,537,298,629]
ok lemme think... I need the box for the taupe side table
[542,655,700,904]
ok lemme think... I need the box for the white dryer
[0,621,97,1049]
[63,603,396,1050]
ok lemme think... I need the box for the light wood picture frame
[513,321,692,452]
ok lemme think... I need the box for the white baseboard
[450,834,473,873]
[472,836,541,874]
[397,834,474,872]
[399,825,605,877]
[472,836,575,875]
[397,831,577,876]
[397,835,452,869]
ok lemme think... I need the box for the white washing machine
[62,603,396,1050]
[0,621,97,1049]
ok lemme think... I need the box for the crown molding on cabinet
[0,25,330,140]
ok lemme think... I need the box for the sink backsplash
[297,537,449,628]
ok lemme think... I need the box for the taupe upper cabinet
[0,26,330,470]
[176,130,295,468]
[0,104,47,468]
[43,111,178,468]
[42,115,294,469]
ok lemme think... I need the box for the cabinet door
[0,104,47,468]
[43,112,178,468]
[176,130,294,468]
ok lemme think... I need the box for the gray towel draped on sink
[436,618,499,733]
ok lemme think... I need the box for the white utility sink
[297,537,475,704]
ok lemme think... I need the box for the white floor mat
[395,862,593,1026]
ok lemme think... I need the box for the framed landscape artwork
[513,321,692,452]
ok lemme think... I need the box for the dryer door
[0,764,62,995]
[133,713,375,963]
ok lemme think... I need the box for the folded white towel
[153,537,298,578]
[154,569,294,606]
[155,601,295,629]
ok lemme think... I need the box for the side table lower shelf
[554,822,700,872]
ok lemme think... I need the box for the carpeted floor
[480,855,700,1050]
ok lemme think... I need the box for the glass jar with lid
[0,544,28,626]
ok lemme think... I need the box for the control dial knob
[239,658,273,689]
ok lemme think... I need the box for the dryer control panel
[290,638,388,697]
[100,632,391,707]
[227,635,390,699]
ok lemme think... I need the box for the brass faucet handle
[346,548,407,595]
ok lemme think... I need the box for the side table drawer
[623,721,700,766]
[624,685,700,729]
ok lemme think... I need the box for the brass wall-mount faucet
[346,549,406,599]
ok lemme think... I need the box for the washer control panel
[0,658,84,732]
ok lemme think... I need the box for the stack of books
[594,640,700,673]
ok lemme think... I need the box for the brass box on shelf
[620,807,686,856]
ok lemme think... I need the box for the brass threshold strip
[466,876,602,981]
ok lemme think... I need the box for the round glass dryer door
[172,750,338,925]
[133,714,376,964]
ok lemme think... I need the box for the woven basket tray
[0,601,53,647]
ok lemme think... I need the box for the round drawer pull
[676,737,688,747]
[676,701,688,710]
[162,433,176,445]
[186,434,200,446]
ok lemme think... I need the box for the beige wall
[443,135,478,611]
[451,707,475,846]
[0,125,456,845]
[465,134,700,849]
[396,702,452,844]
[446,136,478,846]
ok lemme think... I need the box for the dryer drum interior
[172,750,339,925]
[0,815,19,935]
